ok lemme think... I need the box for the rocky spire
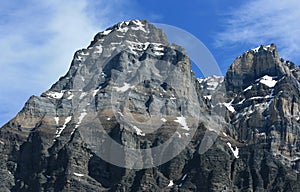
[225,44,291,93]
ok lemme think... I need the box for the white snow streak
[223,100,235,113]
[93,89,99,97]
[243,85,252,92]
[131,20,147,32]
[55,116,72,138]
[227,142,239,158]
[75,112,87,128]
[54,117,59,125]
[102,29,112,35]
[73,172,84,177]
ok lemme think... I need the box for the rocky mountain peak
[45,19,178,94]
[1,21,300,191]
[90,20,168,47]
[225,44,292,93]
[219,44,300,176]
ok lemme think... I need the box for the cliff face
[0,20,300,192]
[224,45,300,166]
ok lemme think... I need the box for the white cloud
[0,0,133,126]
[215,0,300,62]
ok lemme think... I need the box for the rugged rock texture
[1,20,300,191]
[223,45,300,168]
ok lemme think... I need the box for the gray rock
[0,21,300,191]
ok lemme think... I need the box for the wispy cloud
[215,0,300,62]
[0,0,133,126]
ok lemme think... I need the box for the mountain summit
[1,20,300,191]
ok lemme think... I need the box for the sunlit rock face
[0,20,300,191]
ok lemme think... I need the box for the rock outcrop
[1,20,300,191]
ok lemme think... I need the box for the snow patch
[67,94,73,100]
[153,46,164,55]
[114,83,134,92]
[73,172,84,177]
[118,27,129,33]
[198,76,224,91]
[168,180,174,187]
[133,126,145,136]
[0,140,4,145]
[45,91,64,99]
[251,45,272,52]
[132,20,147,32]
[153,46,164,51]
[54,117,59,125]
[204,95,212,100]
[102,29,112,35]
[258,75,277,87]
[131,26,147,33]
[55,116,72,138]
[227,142,239,158]
[161,118,167,122]
[174,116,189,130]
[154,52,164,56]
[251,46,261,52]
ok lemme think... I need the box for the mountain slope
[0,20,300,191]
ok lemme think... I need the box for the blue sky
[1,0,300,126]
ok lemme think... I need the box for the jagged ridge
[0,21,300,191]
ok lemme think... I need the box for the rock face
[1,20,300,191]
[224,45,300,161]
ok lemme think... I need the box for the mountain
[0,20,300,191]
